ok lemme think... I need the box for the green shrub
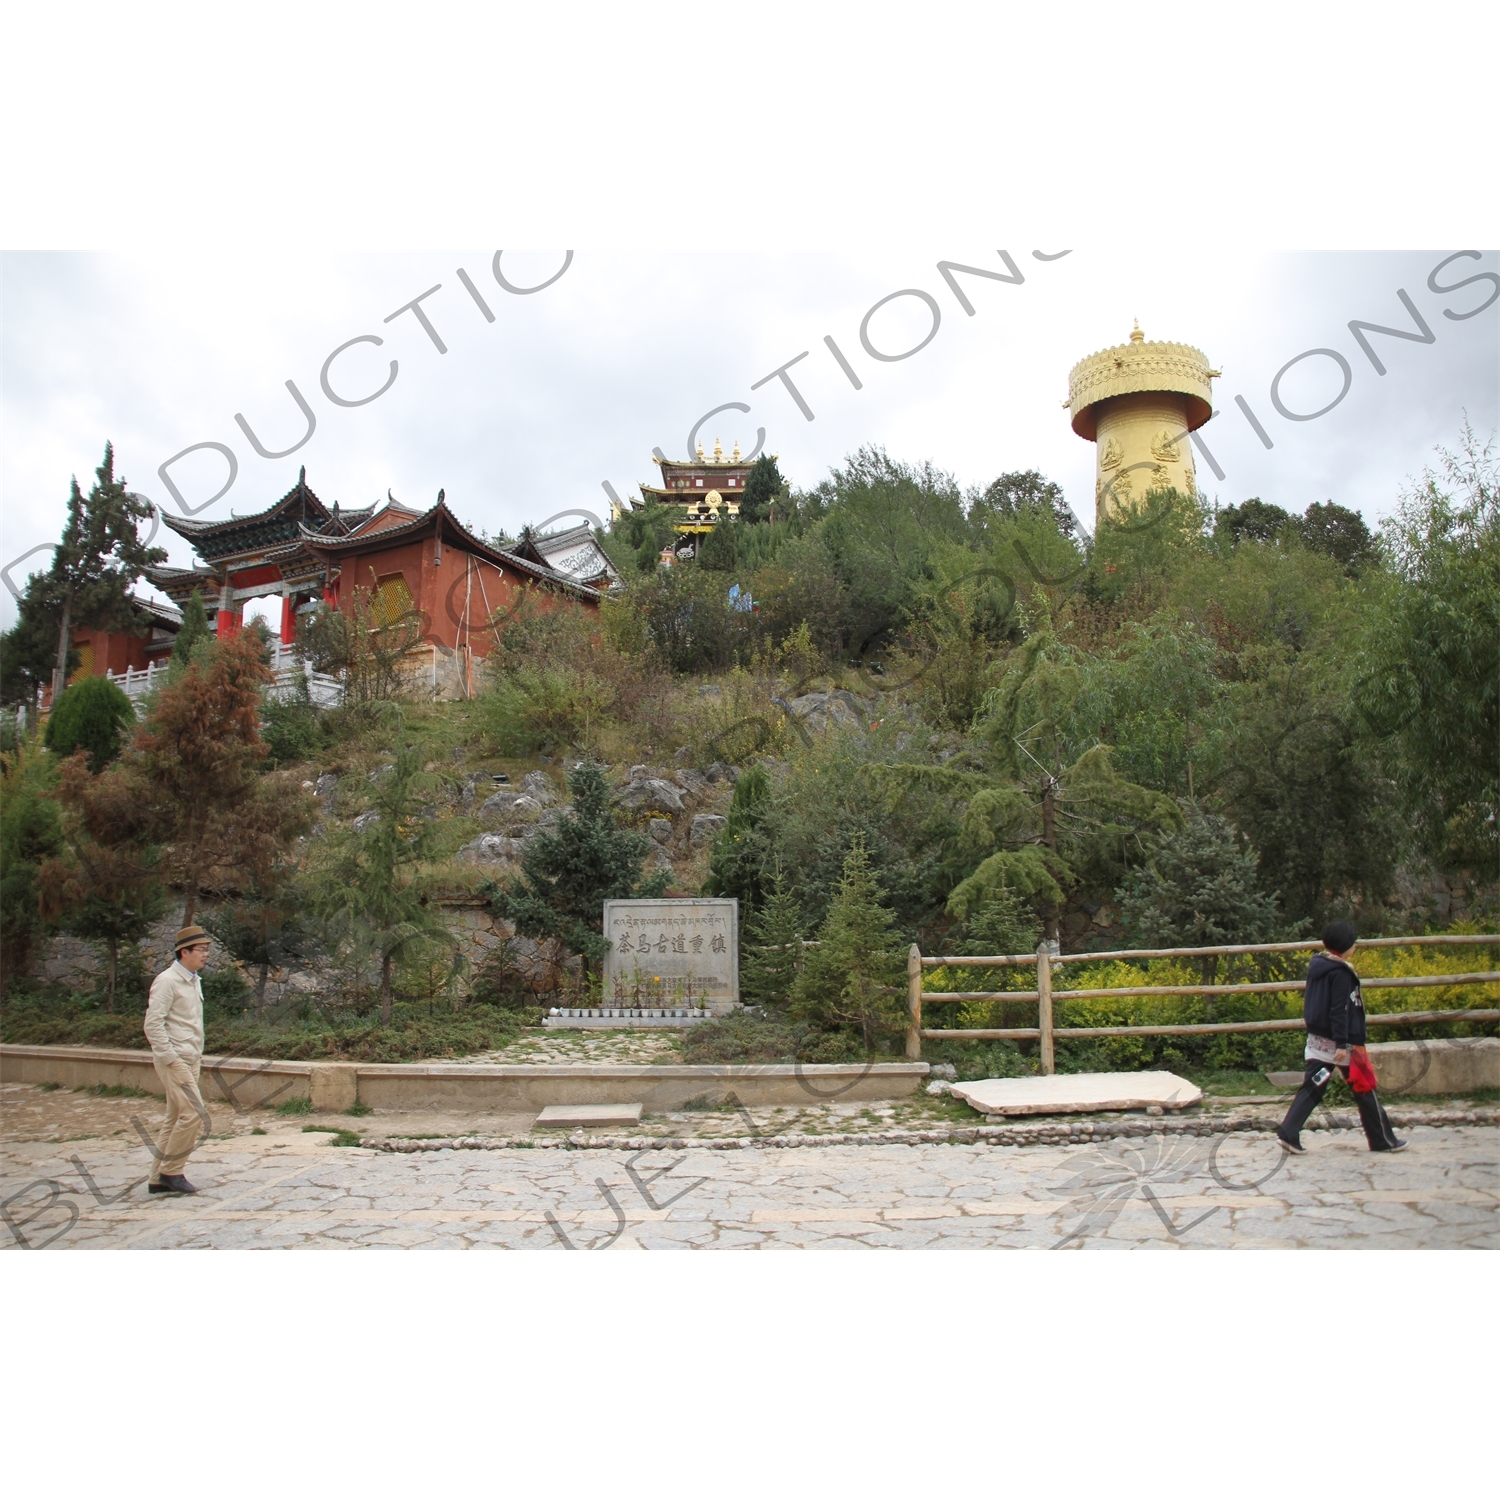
[1,742,64,987]
[261,696,326,766]
[44,674,135,771]
[202,966,254,1011]
[680,1011,802,1064]
[469,942,548,1015]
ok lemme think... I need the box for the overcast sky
[1,247,1495,629]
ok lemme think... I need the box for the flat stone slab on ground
[534,1102,644,1129]
[950,1071,1202,1117]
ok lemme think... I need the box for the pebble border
[366,1106,1499,1154]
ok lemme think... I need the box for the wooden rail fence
[903,934,1500,1073]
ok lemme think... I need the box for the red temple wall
[332,537,596,655]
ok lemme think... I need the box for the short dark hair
[1322,920,1358,954]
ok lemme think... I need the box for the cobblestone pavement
[447,1027,684,1066]
[4,1093,1493,1249]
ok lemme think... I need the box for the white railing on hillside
[105,641,343,710]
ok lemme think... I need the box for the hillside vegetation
[2,435,1495,1065]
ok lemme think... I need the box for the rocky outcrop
[690,813,727,847]
[785,690,871,733]
[616,777,685,815]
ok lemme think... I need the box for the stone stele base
[950,1071,1202,1117]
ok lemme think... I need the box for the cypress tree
[42,444,165,701]
[739,454,785,525]
[172,590,211,666]
[43,674,135,772]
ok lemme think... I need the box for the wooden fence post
[906,944,923,1060]
[1037,941,1056,1075]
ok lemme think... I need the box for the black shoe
[1276,1133,1307,1155]
[1371,1139,1408,1153]
[148,1175,198,1194]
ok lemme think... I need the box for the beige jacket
[143,960,205,1066]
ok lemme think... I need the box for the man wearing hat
[142,925,214,1194]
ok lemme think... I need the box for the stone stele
[602,898,739,1014]
[950,1071,1203,1117]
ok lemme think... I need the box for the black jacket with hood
[1303,951,1366,1047]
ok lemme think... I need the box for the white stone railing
[105,641,343,710]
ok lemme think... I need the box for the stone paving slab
[950,1071,1203,1116]
[3,1115,1494,1251]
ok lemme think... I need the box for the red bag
[1348,1046,1378,1094]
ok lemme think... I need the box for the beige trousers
[150,1055,210,1180]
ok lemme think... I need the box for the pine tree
[43,674,135,772]
[304,740,454,1023]
[0,574,65,709]
[42,444,165,701]
[171,590,211,667]
[123,630,272,923]
[1116,810,1282,992]
[488,760,662,976]
[740,862,803,1007]
[39,749,168,1011]
[702,763,773,911]
[960,886,1040,958]
[203,771,318,1013]
[790,838,906,1051]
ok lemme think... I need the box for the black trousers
[1278,1058,1402,1150]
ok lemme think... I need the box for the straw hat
[174,925,210,952]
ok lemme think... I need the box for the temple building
[63,595,182,686]
[1066,322,1219,526]
[132,469,607,698]
[615,436,753,560]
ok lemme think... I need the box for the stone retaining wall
[0,1045,927,1110]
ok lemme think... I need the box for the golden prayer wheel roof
[1065,323,1217,442]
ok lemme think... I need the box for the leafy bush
[0,984,522,1061]
[261,696,326,766]
[202,966,254,1011]
[0,742,63,987]
[469,940,548,1015]
[678,1010,877,1065]
[679,1011,803,1064]
[44,674,135,771]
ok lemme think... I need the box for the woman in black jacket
[1276,921,1406,1154]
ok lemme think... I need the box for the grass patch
[345,1101,373,1117]
[36,1081,61,1092]
[75,1083,150,1098]
[251,1127,267,1135]
[1177,1069,1287,1097]
[275,1097,314,1115]
[1,989,525,1062]
[302,1125,361,1147]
